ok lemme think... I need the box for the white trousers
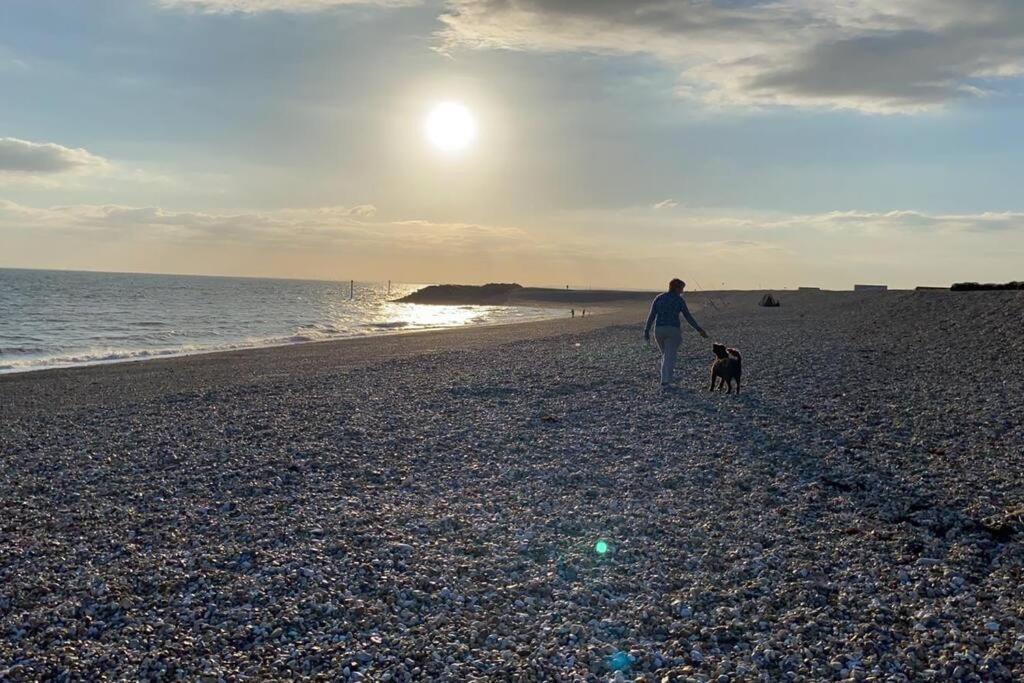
[654,325,683,384]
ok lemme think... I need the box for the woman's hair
[669,278,685,291]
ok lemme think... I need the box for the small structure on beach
[854,284,888,292]
[759,293,781,307]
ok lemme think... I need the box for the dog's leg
[709,371,717,392]
[736,376,741,394]
[726,378,733,394]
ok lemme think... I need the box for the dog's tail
[727,348,742,367]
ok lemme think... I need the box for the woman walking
[643,278,707,387]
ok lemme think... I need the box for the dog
[710,343,742,394]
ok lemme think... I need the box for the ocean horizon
[0,268,565,374]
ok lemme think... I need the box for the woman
[643,278,708,387]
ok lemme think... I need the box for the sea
[0,268,565,374]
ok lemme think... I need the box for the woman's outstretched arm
[680,299,707,336]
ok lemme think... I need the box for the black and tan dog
[710,343,742,394]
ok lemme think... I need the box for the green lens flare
[595,540,609,555]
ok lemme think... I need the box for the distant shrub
[951,281,1024,291]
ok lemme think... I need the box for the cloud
[439,0,1024,112]
[159,0,417,12]
[0,138,109,175]
[549,203,1024,246]
[668,238,790,262]
[755,209,1024,234]
[0,201,542,250]
[652,199,678,210]
[0,44,29,73]
[348,204,378,218]
[56,203,383,243]
[4,199,1022,287]
[11,199,1018,250]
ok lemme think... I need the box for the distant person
[571,309,575,318]
[581,309,586,317]
[644,278,708,387]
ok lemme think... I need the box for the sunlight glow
[375,303,487,331]
[425,102,477,152]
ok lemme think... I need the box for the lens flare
[594,540,609,555]
[608,651,631,671]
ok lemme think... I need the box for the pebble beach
[2,289,1023,681]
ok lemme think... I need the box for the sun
[425,102,477,153]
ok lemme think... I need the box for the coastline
[0,299,646,419]
[0,301,576,378]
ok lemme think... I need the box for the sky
[3,0,1024,289]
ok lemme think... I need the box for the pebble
[2,290,1023,679]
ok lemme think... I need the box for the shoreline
[0,289,922,416]
[0,301,578,378]
[0,288,958,416]
[0,300,645,419]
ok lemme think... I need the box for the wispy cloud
[4,199,1021,287]
[0,201,379,242]
[439,0,1024,113]
[754,209,1024,234]
[7,199,1020,245]
[0,138,109,175]
[652,199,678,210]
[0,201,544,252]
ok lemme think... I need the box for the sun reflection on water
[372,302,491,331]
